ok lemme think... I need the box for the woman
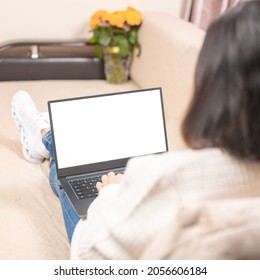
[11,1,260,259]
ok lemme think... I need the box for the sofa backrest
[131,12,205,150]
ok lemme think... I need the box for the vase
[103,47,132,84]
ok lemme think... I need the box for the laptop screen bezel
[48,87,168,178]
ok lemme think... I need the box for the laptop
[48,87,168,217]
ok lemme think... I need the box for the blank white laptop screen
[50,88,167,169]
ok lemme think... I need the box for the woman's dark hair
[182,0,260,161]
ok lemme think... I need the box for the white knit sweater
[70,148,260,259]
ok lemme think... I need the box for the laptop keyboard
[68,168,124,200]
[69,176,100,200]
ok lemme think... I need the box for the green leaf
[88,36,97,44]
[118,38,130,57]
[94,45,103,59]
[110,35,129,57]
[98,28,111,46]
[93,28,101,38]
[129,29,138,46]
[111,34,123,45]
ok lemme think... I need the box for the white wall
[0,0,185,42]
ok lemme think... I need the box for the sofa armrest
[131,12,205,150]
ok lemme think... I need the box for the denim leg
[42,131,80,242]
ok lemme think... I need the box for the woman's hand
[96,172,124,191]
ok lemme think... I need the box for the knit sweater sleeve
[70,183,121,259]
[70,153,180,259]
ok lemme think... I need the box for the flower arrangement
[88,7,142,58]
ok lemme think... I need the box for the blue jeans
[42,131,80,242]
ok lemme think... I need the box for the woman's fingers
[96,172,124,191]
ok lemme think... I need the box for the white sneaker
[11,90,50,163]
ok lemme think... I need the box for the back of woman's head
[182,0,260,161]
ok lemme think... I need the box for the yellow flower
[89,9,109,29]
[89,18,100,29]
[108,11,126,28]
[125,6,142,26]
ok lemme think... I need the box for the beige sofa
[0,12,204,259]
